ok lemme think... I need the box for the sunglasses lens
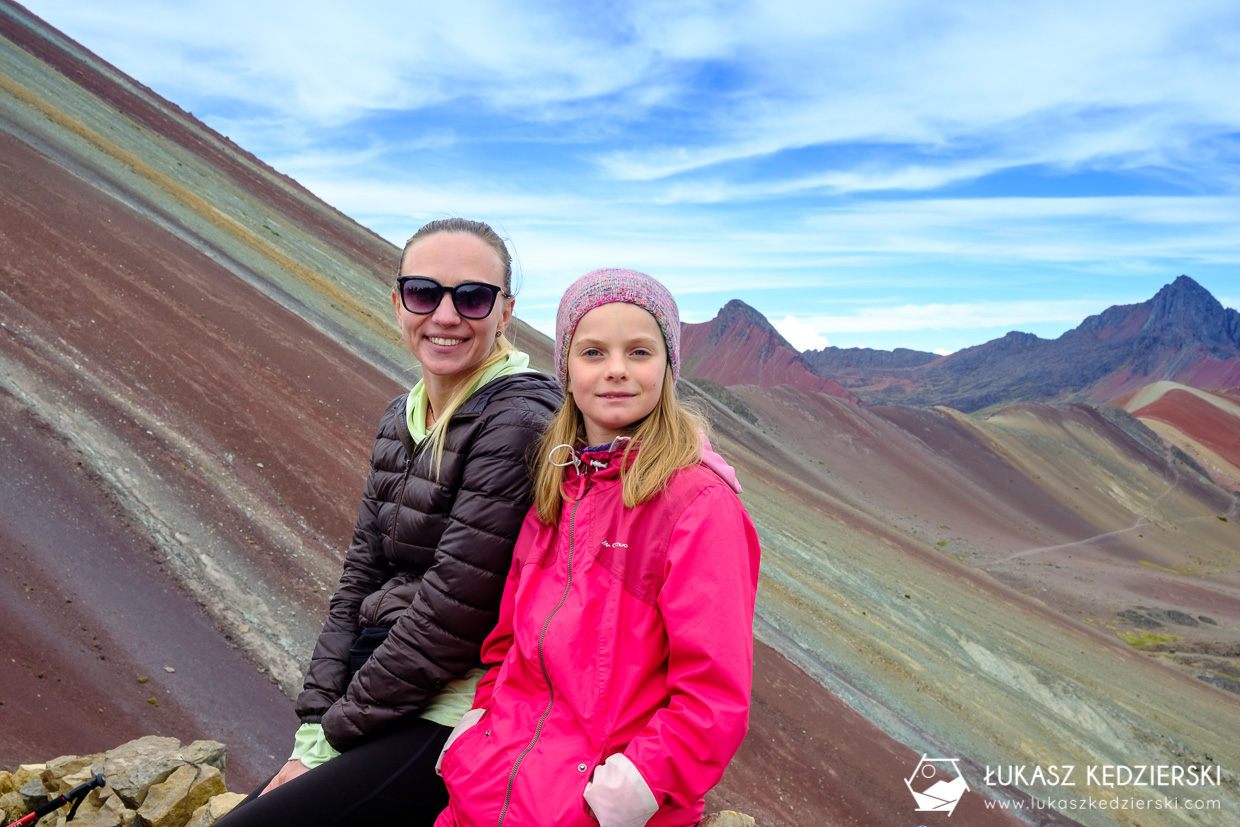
[453,284,499,319]
[402,279,443,314]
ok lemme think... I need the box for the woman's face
[392,232,513,385]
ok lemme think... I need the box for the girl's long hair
[532,369,706,524]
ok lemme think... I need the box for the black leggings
[217,718,452,827]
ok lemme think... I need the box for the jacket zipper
[496,484,588,827]
[372,454,413,620]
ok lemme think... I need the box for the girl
[218,218,561,826]
[435,268,762,827]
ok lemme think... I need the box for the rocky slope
[692,382,1240,824]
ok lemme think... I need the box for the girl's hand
[260,759,311,796]
[583,754,658,827]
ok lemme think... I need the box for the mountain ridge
[687,275,1240,411]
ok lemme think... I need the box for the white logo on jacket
[600,540,629,548]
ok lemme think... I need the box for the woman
[219,218,561,826]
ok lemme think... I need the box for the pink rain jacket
[435,441,761,827]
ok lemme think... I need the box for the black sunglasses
[396,276,507,320]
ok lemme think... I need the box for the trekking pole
[4,773,106,826]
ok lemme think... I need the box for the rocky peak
[1141,275,1240,347]
[681,300,860,401]
[710,299,792,347]
[995,330,1043,350]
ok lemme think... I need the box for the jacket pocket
[437,707,488,777]
[347,626,390,677]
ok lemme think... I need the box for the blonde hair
[532,369,706,524]
[397,218,515,478]
[425,336,514,478]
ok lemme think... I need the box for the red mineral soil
[0,392,297,791]
[1131,388,1240,481]
[0,129,397,789]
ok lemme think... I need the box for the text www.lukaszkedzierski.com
[985,795,1221,812]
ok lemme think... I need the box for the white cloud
[22,0,1238,354]
[774,316,831,351]
[28,0,674,124]
[796,196,1240,263]
[593,0,1240,187]
[772,299,1107,335]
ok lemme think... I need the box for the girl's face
[392,232,512,385]
[566,302,666,447]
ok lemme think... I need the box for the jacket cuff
[583,753,659,827]
[435,707,486,776]
[289,723,342,769]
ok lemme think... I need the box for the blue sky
[24,0,1240,354]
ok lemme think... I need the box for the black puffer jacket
[295,371,561,750]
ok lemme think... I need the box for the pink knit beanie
[554,268,681,389]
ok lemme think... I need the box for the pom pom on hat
[555,268,680,389]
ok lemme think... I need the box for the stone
[107,736,226,809]
[104,737,183,806]
[0,770,13,795]
[19,776,53,811]
[55,767,101,795]
[0,790,25,819]
[95,791,134,827]
[54,789,105,827]
[176,741,228,775]
[46,752,105,782]
[1117,608,1162,629]
[87,807,126,827]
[700,812,758,827]
[135,764,226,827]
[184,792,246,827]
[12,764,48,789]
[108,738,227,809]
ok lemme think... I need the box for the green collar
[405,349,535,444]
